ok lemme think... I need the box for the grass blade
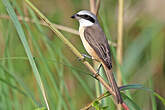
[122,93,141,110]
[1,0,50,109]
[120,84,165,106]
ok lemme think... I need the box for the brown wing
[84,24,112,69]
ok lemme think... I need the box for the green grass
[0,0,165,110]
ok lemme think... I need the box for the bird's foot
[92,73,100,79]
[91,64,102,79]
[78,54,92,61]
[82,54,92,59]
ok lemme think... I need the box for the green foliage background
[0,0,165,110]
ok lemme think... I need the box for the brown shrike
[71,10,123,104]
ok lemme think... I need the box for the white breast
[79,27,99,60]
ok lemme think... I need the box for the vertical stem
[90,0,100,15]
[149,77,157,110]
[117,0,124,109]
[95,0,101,16]
[117,0,124,87]
[90,0,96,14]
[93,61,101,97]
[23,1,28,16]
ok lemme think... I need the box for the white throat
[79,19,94,27]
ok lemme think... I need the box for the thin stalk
[117,0,124,87]
[117,0,124,109]
[0,15,79,35]
[93,61,101,97]
[149,76,157,110]
[90,0,96,14]
[90,0,100,15]
[95,0,101,16]
[0,15,117,47]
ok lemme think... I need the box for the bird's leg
[92,64,102,79]
[97,64,102,73]
[78,54,102,80]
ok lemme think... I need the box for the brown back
[84,24,112,69]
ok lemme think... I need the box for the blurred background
[0,0,165,110]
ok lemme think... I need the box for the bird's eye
[84,15,89,18]
[76,14,80,17]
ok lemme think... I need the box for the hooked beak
[70,14,77,19]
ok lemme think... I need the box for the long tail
[103,64,123,104]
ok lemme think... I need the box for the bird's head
[71,10,98,27]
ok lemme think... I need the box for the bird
[71,10,123,104]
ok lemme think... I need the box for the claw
[81,54,92,59]
[78,54,92,61]
[89,73,99,80]
[78,56,85,61]
[93,73,99,79]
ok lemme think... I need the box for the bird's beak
[70,14,77,19]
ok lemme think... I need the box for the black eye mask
[77,14,95,23]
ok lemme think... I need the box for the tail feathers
[103,64,123,104]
